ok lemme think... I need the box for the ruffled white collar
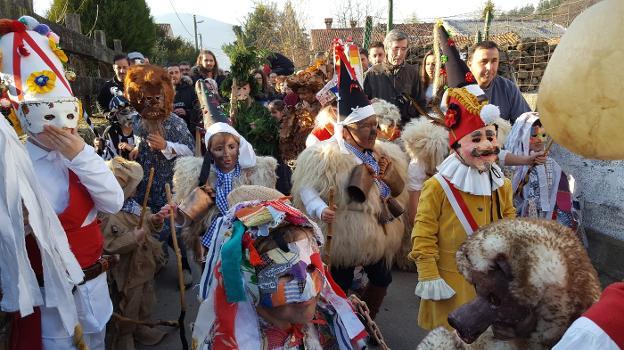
[436,153,505,196]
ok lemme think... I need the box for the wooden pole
[165,183,188,350]
[387,0,394,33]
[195,128,202,157]
[138,167,155,229]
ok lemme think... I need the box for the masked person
[192,185,368,349]
[0,16,124,349]
[506,112,575,228]
[171,122,277,263]
[407,23,516,331]
[97,94,137,160]
[100,157,166,350]
[291,42,409,319]
[124,64,195,285]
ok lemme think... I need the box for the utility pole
[199,33,203,50]
[387,0,393,33]
[193,15,199,52]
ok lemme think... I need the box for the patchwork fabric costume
[407,22,515,330]
[0,15,124,349]
[192,186,367,349]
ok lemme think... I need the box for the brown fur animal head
[454,218,600,348]
[124,64,174,136]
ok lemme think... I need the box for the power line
[167,0,194,37]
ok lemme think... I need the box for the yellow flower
[49,38,68,63]
[26,70,56,94]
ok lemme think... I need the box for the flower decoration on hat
[434,21,501,147]
[48,37,68,63]
[27,70,56,94]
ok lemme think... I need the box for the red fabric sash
[58,171,104,268]
[583,282,624,348]
[443,177,479,232]
[311,127,333,142]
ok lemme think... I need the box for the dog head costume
[418,219,601,350]
[124,64,174,137]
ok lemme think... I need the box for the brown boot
[361,285,387,319]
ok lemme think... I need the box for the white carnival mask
[0,17,77,134]
[18,97,79,133]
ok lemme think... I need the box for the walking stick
[323,187,336,268]
[138,167,155,229]
[165,183,189,350]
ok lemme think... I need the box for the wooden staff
[165,183,188,350]
[138,167,155,229]
[323,187,336,268]
[515,138,555,196]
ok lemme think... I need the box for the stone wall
[550,144,624,286]
[1,0,122,115]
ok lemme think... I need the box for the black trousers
[330,258,393,293]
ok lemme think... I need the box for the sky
[33,0,541,29]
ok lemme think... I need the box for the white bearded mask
[0,17,78,134]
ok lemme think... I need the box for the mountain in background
[154,13,236,69]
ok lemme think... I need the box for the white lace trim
[436,154,505,196]
[414,278,456,300]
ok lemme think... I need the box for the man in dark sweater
[468,41,531,123]
[167,64,199,136]
[97,54,129,113]
[363,30,425,126]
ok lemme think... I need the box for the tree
[47,0,156,56]
[150,26,197,66]
[333,0,384,28]
[229,0,310,69]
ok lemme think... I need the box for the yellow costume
[409,168,515,330]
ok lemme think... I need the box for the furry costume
[417,218,601,350]
[291,140,408,268]
[172,155,277,257]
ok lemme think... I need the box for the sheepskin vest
[292,140,409,268]
[172,156,278,250]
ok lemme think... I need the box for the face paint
[17,98,79,133]
[457,125,499,172]
[256,238,324,308]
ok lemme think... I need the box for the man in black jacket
[167,64,199,136]
[363,30,425,126]
[97,54,129,113]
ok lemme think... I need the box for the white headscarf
[333,104,376,153]
[204,122,257,169]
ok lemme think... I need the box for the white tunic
[26,141,123,348]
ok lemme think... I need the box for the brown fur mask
[124,64,174,137]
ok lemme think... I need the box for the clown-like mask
[254,236,324,309]
[18,97,79,133]
[456,124,500,172]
